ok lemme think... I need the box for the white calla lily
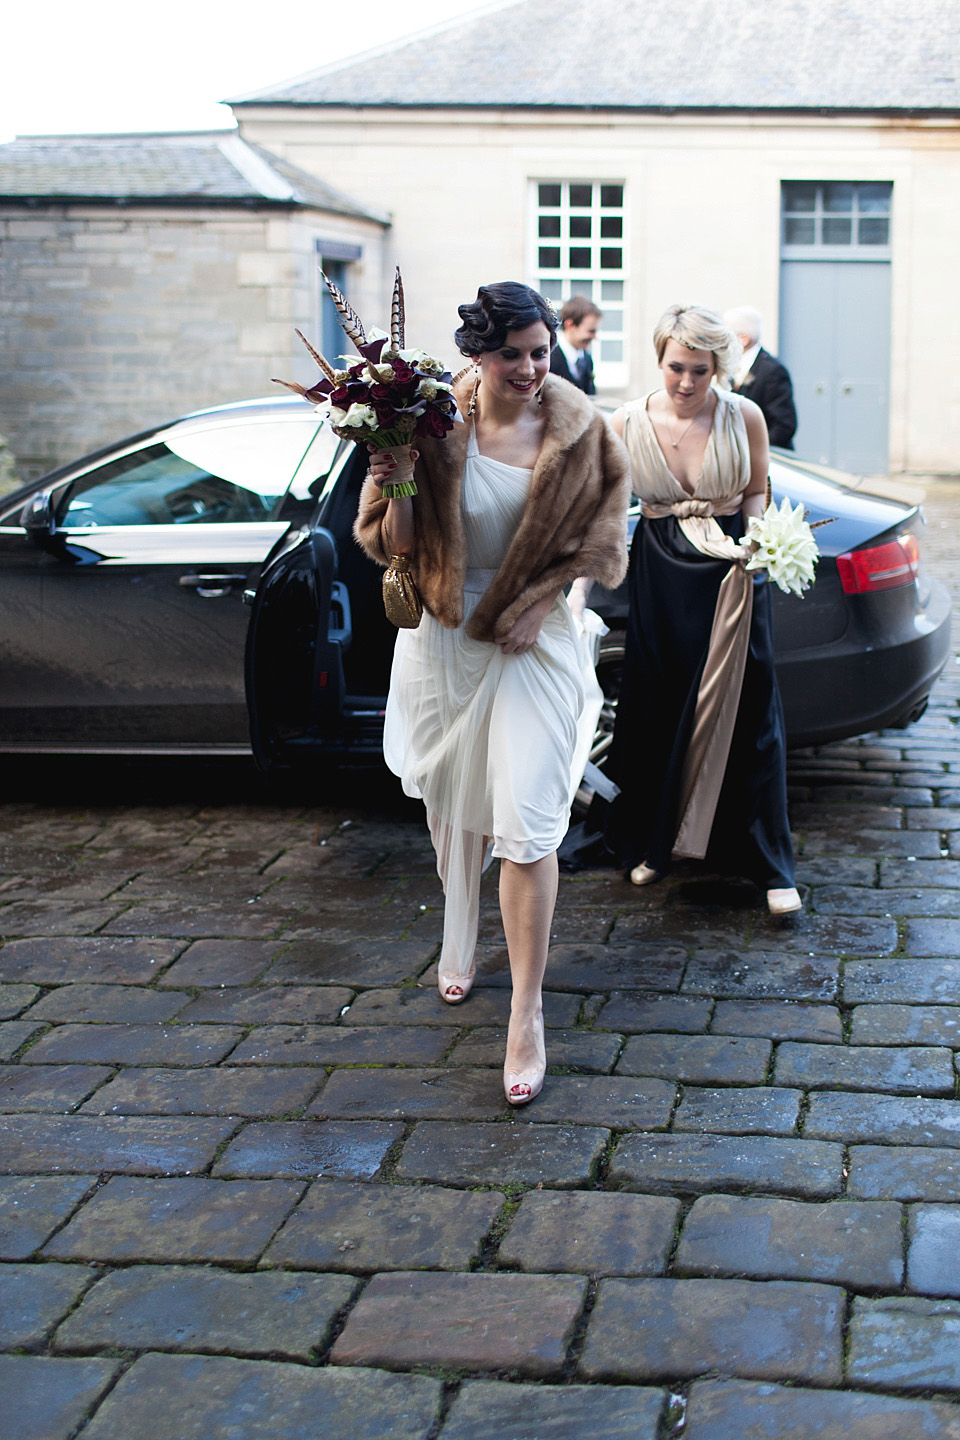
[740,497,821,597]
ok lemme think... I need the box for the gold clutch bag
[382,554,423,629]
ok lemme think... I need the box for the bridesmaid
[566,303,801,915]
[354,282,630,1102]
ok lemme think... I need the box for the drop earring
[467,368,481,418]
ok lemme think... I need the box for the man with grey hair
[724,306,798,450]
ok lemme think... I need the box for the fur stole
[353,371,630,643]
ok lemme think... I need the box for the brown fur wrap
[353,372,631,643]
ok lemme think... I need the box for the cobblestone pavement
[3,482,960,1439]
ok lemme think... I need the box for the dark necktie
[575,351,590,381]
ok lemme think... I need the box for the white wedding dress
[384,424,602,984]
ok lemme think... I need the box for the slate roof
[229,0,960,114]
[0,132,389,220]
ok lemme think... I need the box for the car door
[245,442,395,770]
[3,408,339,749]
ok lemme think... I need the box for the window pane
[600,185,623,207]
[600,307,623,329]
[601,280,624,301]
[784,217,815,244]
[858,183,892,214]
[600,247,622,269]
[822,217,852,244]
[823,183,855,213]
[858,216,889,245]
[539,246,561,270]
[570,216,592,238]
[569,281,593,299]
[538,184,561,207]
[569,184,592,208]
[538,215,561,237]
[59,439,286,528]
[782,182,816,212]
[538,278,564,300]
[600,216,622,238]
[569,247,591,268]
[600,339,623,362]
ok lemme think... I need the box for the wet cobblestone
[2,477,960,1433]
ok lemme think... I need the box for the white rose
[341,403,378,428]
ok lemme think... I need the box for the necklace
[667,407,703,448]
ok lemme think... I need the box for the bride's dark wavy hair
[454,282,558,357]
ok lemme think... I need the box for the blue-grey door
[779,260,891,474]
[320,259,349,367]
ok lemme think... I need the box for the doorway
[778,182,892,474]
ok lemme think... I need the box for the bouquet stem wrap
[377,444,417,501]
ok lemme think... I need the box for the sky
[2,0,501,143]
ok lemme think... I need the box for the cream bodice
[620,388,751,515]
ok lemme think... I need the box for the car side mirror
[21,489,62,551]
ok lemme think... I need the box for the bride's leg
[499,852,557,1102]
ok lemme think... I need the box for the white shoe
[767,886,802,915]
[630,862,660,887]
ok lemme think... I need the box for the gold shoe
[630,862,660,887]
[767,886,802,915]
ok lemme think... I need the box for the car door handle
[179,572,248,597]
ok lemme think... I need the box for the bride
[355,281,629,1104]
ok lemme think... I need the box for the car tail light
[836,533,920,595]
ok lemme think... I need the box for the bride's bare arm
[368,446,416,555]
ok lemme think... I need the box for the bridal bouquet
[274,267,457,499]
[738,495,830,597]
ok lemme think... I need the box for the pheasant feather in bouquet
[274,268,457,499]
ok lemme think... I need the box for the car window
[56,415,329,529]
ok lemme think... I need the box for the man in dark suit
[550,296,601,395]
[725,307,798,450]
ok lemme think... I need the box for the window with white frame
[530,181,626,385]
[781,182,892,260]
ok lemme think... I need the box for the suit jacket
[354,373,630,643]
[734,347,797,449]
[550,344,596,396]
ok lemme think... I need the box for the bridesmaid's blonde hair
[653,303,742,389]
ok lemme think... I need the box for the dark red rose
[392,359,414,386]
[416,408,451,439]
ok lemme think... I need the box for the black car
[0,396,950,768]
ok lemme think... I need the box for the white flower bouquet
[273,268,457,500]
[738,495,831,597]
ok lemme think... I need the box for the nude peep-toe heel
[504,1012,546,1107]
[438,972,474,1005]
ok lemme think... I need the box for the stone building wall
[0,203,387,480]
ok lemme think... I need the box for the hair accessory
[467,368,481,418]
